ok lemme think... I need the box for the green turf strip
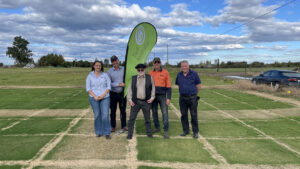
[199,120,261,138]
[0,119,17,129]
[138,166,172,169]
[137,137,217,163]
[0,166,22,169]
[0,117,72,135]
[279,139,300,153]
[0,136,53,160]
[209,139,300,164]
[246,119,300,137]
[0,88,89,109]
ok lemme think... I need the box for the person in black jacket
[126,63,155,139]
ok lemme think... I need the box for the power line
[222,0,297,35]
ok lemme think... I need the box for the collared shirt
[86,71,111,98]
[127,73,155,102]
[175,69,201,95]
[149,68,172,99]
[107,66,124,93]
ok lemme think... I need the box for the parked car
[251,70,300,89]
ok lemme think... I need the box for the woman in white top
[86,60,111,139]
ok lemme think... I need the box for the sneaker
[106,135,111,140]
[96,134,102,137]
[193,133,199,139]
[127,135,132,140]
[151,128,160,133]
[111,128,116,132]
[164,131,169,139]
[147,135,153,138]
[122,126,128,131]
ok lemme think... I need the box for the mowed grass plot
[0,88,89,109]
[0,166,22,169]
[0,136,53,160]
[136,137,217,163]
[0,67,89,86]
[171,88,292,111]
[246,119,300,137]
[44,136,127,160]
[0,117,72,135]
[0,119,18,129]
[209,139,300,164]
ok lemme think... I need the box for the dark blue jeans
[179,94,199,134]
[152,94,169,132]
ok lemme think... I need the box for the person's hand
[147,99,153,104]
[119,83,125,87]
[93,96,99,101]
[166,99,170,106]
[130,101,135,107]
[98,94,105,100]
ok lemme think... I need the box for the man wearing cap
[127,63,155,139]
[149,57,171,139]
[175,60,201,139]
[107,55,127,132]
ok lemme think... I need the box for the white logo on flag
[135,26,145,45]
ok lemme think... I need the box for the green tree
[6,36,33,66]
[38,53,65,67]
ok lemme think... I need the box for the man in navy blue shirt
[175,60,201,138]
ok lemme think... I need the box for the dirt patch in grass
[33,165,126,169]
[38,109,84,117]
[199,111,232,120]
[270,108,300,117]
[226,110,282,120]
[0,110,40,117]
[45,136,127,160]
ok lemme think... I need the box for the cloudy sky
[1,0,300,65]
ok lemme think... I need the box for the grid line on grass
[1,109,45,131]
[213,90,300,124]
[170,103,228,164]
[22,108,90,169]
[200,99,300,157]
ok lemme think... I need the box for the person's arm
[86,74,98,100]
[195,73,201,94]
[147,76,155,103]
[99,74,111,100]
[197,84,201,93]
[165,71,171,105]
[107,69,120,87]
[127,80,134,106]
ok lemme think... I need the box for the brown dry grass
[233,80,300,100]
[46,136,127,160]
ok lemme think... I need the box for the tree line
[2,36,300,69]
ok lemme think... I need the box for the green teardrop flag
[123,22,157,97]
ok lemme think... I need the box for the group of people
[86,55,201,140]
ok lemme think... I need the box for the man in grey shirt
[127,63,155,139]
[107,55,127,132]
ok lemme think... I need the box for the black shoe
[152,128,160,133]
[193,133,199,139]
[180,132,189,136]
[96,134,102,137]
[106,135,111,140]
[147,135,153,138]
[127,135,132,140]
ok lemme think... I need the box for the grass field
[0,67,300,169]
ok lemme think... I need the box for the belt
[180,94,197,97]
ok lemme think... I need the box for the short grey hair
[180,60,189,65]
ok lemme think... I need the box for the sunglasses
[137,69,144,72]
[154,61,161,64]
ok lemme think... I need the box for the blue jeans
[89,97,111,135]
[152,94,169,132]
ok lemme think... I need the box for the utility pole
[166,44,169,68]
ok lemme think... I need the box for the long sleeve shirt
[149,68,172,99]
[107,66,124,93]
[86,71,111,98]
[127,74,155,102]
